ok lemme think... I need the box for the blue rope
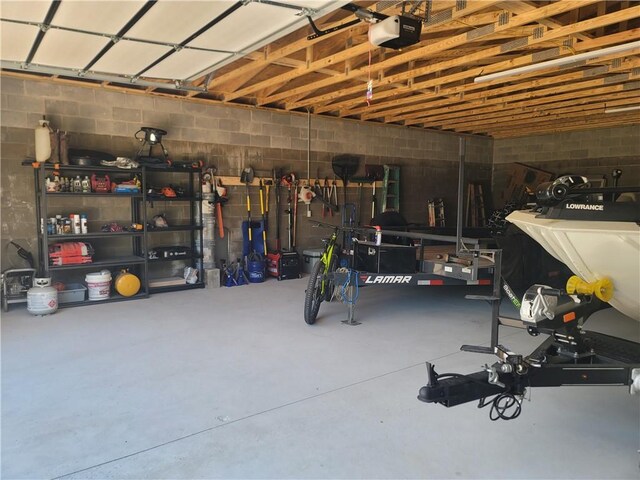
[341,269,359,305]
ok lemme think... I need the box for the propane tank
[27,277,58,315]
[35,119,52,162]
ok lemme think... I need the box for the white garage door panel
[0,1,52,22]
[51,1,146,35]
[0,21,39,62]
[91,40,171,76]
[291,0,343,7]
[125,1,236,44]
[189,3,298,52]
[32,30,110,69]
[144,49,228,80]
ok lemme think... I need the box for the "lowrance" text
[565,203,604,211]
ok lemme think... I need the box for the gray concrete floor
[2,278,639,479]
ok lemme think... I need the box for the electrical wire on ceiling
[366,48,373,107]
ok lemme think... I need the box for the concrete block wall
[492,125,640,207]
[0,76,492,271]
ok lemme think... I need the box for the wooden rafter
[4,1,638,138]
[227,0,507,102]
[309,7,639,116]
[402,73,640,125]
[366,47,640,123]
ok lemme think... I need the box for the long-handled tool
[366,165,384,220]
[350,174,373,226]
[331,175,338,213]
[312,174,338,217]
[332,154,359,208]
[314,169,322,217]
[322,177,330,218]
[282,173,295,250]
[215,178,227,238]
[274,169,282,251]
[258,178,268,255]
[264,177,272,232]
[241,167,255,255]
[292,177,299,248]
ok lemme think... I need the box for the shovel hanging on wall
[332,154,359,207]
[241,167,255,254]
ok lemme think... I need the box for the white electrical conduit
[474,40,640,83]
[605,105,640,114]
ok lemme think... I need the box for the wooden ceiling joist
[319,26,639,117]
[402,73,640,125]
[255,0,591,107]
[315,6,639,117]
[369,50,640,123]
[409,74,640,126]
[4,1,638,138]
[431,94,640,131]
[481,111,640,137]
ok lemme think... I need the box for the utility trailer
[304,224,500,326]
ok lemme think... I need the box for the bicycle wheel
[304,259,325,325]
[324,253,338,301]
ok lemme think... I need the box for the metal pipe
[1,61,206,92]
[456,137,465,253]
[307,108,311,183]
[0,18,236,55]
[491,250,503,348]
[308,219,484,246]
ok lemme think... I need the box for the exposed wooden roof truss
[3,1,639,138]
[204,0,640,138]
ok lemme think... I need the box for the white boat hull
[507,210,640,321]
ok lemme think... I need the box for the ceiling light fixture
[474,40,640,83]
[604,105,640,114]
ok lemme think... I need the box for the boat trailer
[417,281,640,420]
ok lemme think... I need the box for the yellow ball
[114,271,141,297]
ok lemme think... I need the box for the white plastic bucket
[85,270,111,301]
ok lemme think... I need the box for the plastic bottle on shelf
[74,176,82,192]
[81,214,88,234]
[82,176,90,193]
[73,214,81,234]
[35,119,51,162]
[45,176,57,192]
